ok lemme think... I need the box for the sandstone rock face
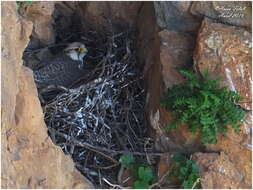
[1,2,33,139]
[146,29,204,153]
[1,2,93,188]
[194,18,252,110]
[136,4,179,153]
[149,4,252,189]
[191,1,252,30]
[147,3,202,154]
[192,152,250,189]
[193,18,252,188]
[136,3,163,122]
[19,1,56,46]
[2,3,33,187]
[136,4,193,154]
[5,67,93,189]
[139,4,204,154]
[158,108,204,153]
[79,2,143,30]
[158,30,194,88]
[157,153,174,178]
[205,112,252,188]
[53,2,78,35]
[153,1,201,33]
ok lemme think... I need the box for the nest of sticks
[41,23,160,188]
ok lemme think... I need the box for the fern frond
[161,69,246,144]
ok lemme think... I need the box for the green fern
[161,69,245,144]
[171,153,201,189]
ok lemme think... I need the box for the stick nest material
[41,25,156,188]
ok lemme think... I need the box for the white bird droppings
[225,68,237,92]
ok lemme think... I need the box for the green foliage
[133,167,155,189]
[119,154,135,169]
[161,69,246,144]
[133,180,149,189]
[171,153,201,189]
[138,167,154,182]
[16,1,33,7]
[119,155,155,189]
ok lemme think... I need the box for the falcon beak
[78,47,87,53]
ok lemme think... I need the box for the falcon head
[64,42,88,69]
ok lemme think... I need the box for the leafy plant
[134,167,155,189]
[119,154,155,189]
[119,154,135,169]
[161,69,246,144]
[16,1,33,7]
[171,153,201,189]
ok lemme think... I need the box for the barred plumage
[33,42,88,89]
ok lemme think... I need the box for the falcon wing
[34,53,85,88]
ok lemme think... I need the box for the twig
[51,129,119,164]
[191,178,201,189]
[40,85,69,94]
[149,169,171,189]
[144,138,152,165]
[117,165,124,185]
[102,177,127,189]
[75,140,163,156]
[91,163,119,170]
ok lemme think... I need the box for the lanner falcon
[33,42,88,89]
